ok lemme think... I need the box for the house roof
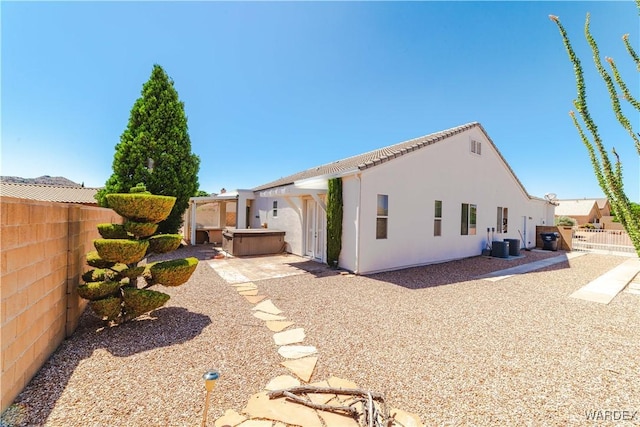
[555,199,601,217]
[0,182,100,204]
[595,198,609,209]
[253,122,531,197]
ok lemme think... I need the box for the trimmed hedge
[77,281,122,300]
[90,296,122,321]
[123,288,170,318]
[145,257,198,287]
[94,239,149,264]
[147,234,182,254]
[97,223,129,239]
[124,220,158,238]
[86,251,116,269]
[105,193,176,223]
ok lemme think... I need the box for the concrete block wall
[1,197,120,412]
[536,225,572,251]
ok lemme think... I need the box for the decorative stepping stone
[253,312,287,321]
[214,409,247,427]
[231,282,257,288]
[318,409,361,427]
[243,392,323,427]
[389,408,424,427]
[244,295,267,304]
[280,356,318,382]
[251,299,282,315]
[306,380,334,405]
[239,289,259,296]
[235,284,258,292]
[327,376,359,403]
[265,375,301,391]
[277,345,317,359]
[265,320,294,332]
[273,328,305,346]
[236,420,273,427]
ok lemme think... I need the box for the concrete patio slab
[478,252,586,281]
[569,258,640,304]
[208,253,319,283]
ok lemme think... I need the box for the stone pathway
[477,252,586,282]
[207,257,424,427]
[570,257,640,304]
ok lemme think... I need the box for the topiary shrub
[123,288,170,319]
[80,189,197,324]
[94,239,149,264]
[86,251,116,269]
[97,223,129,239]
[119,266,145,280]
[105,193,176,223]
[90,296,122,321]
[144,257,198,287]
[124,220,158,238]
[147,234,182,255]
[78,281,122,300]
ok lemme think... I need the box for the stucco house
[187,122,555,274]
[555,199,603,226]
[0,182,100,206]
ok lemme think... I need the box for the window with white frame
[434,200,442,236]
[376,194,388,239]
[272,200,278,217]
[497,206,508,233]
[461,203,477,235]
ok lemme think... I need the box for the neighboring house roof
[253,122,532,197]
[595,198,609,210]
[555,199,601,217]
[0,182,100,204]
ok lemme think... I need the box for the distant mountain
[0,175,82,187]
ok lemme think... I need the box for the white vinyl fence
[572,228,637,256]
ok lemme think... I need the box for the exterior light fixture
[201,369,219,427]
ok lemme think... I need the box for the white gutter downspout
[354,173,362,275]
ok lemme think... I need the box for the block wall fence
[1,197,121,412]
[535,225,573,251]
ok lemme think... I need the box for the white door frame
[304,198,326,263]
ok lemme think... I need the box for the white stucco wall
[340,174,361,273]
[251,194,304,255]
[353,127,555,274]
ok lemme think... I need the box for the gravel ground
[2,246,639,426]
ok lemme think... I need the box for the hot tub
[221,228,286,256]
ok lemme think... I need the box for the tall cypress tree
[97,64,200,234]
[326,177,343,267]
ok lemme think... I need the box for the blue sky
[2,1,638,200]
